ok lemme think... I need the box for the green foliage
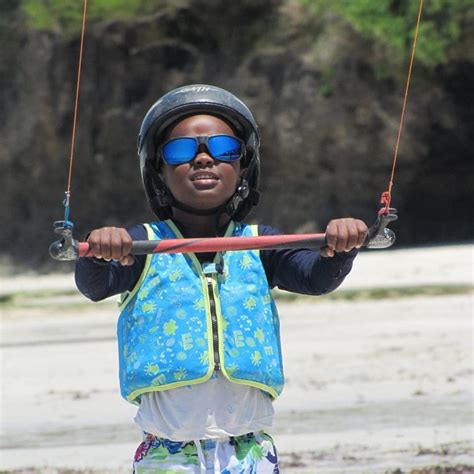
[320,66,336,97]
[301,0,473,68]
[21,0,172,32]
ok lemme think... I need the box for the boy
[75,84,367,473]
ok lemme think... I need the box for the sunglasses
[160,134,245,166]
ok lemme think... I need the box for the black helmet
[138,84,261,221]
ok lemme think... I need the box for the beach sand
[1,245,472,473]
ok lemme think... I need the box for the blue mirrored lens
[208,136,242,161]
[161,135,242,165]
[162,137,197,165]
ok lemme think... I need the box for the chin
[193,199,228,210]
[184,191,233,209]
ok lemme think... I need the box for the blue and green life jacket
[117,220,284,404]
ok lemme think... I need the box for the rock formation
[1,0,472,267]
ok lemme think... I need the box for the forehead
[167,114,236,139]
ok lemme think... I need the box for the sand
[0,245,472,473]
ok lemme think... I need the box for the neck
[171,208,231,237]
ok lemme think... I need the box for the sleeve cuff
[91,257,113,266]
[320,248,359,261]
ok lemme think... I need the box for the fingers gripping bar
[49,209,397,261]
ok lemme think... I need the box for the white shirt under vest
[134,371,274,441]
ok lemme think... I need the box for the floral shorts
[133,431,279,473]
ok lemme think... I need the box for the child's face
[161,114,242,212]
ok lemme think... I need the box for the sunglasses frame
[159,134,245,166]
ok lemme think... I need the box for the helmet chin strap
[148,164,251,221]
[170,177,251,219]
[147,156,259,222]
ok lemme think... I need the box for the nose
[193,148,214,167]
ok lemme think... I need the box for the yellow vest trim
[118,224,155,310]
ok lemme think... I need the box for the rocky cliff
[1,0,472,268]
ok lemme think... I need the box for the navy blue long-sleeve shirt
[75,223,357,301]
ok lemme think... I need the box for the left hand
[321,218,368,257]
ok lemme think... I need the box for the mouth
[190,172,219,182]
[189,171,220,190]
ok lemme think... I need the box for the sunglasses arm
[49,209,397,261]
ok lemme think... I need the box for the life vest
[117,220,284,404]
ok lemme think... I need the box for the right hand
[86,227,134,266]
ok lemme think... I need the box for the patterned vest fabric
[117,220,284,404]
